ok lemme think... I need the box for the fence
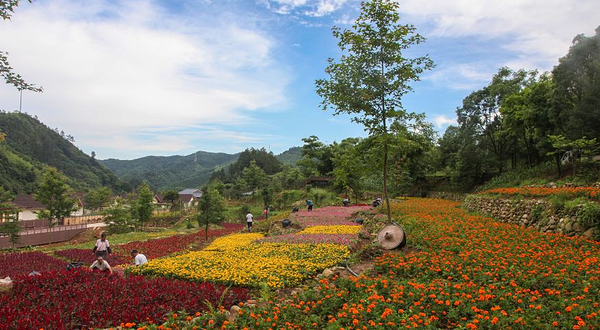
[0,223,89,249]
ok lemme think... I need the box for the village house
[178,189,202,210]
[11,194,86,222]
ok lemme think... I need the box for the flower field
[0,269,249,330]
[299,224,362,235]
[258,233,357,246]
[54,248,129,266]
[479,187,600,200]
[148,198,600,330]
[131,232,351,288]
[0,251,67,278]
[294,206,370,226]
[113,223,244,259]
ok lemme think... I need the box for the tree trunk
[383,143,392,222]
[555,153,562,177]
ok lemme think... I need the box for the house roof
[180,194,195,203]
[154,193,165,203]
[179,189,202,198]
[12,195,45,210]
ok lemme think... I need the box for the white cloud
[266,0,353,17]
[424,63,493,90]
[432,114,456,129]
[398,0,600,69]
[0,0,289,156]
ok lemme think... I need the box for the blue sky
[0,0,598,159]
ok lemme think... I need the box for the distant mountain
[101,151,240,191]
[101,147,302,191]
[0,112,127,194]
[276,146,302,166]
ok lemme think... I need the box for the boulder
[582,227,598,240]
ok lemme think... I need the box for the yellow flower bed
[131,243,350,288]
[298,225,361,235]
[204,233,264,251]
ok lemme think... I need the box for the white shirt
[134,254,148,266]
[90,260,111,271]
[95,239,110,251]
[246,213,253,222]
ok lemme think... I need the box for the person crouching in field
[131,249,148,266]
[90,256,112,274]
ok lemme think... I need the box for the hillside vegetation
[102,147,301,191]
[0,112,127,194]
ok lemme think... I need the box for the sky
[0,0,598,160]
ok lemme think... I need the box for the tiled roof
[12,195,45,210]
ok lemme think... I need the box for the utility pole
[19,89,22,112]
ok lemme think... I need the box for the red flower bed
[113,223,243,259]
[0,251,67,278]
[0,268,249,330]
[54,249,129,266]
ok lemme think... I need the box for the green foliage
[133,182,154,229]
[196,188,226,240]
[0,187,21,247]
[577,202,600,228]
[273,190,303,210]
[549,193,571,211]
[103,200,135,234]
[0,112,126,194]
[34,168,76,226]
[0,220,21,247]
[307,188,337,207]
[552,26,600,142]
[241,160,267,192]
[276,147,302,166]
[315,0,433,221]
[101,151,238,191]
[84,187,112,212]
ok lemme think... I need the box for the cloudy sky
[0,0,598,159]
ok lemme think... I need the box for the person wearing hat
[89,256,113,274]
[130,249,148,266]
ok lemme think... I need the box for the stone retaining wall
[464,195,599,240]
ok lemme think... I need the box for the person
[372,198,382,207]
[130,249,148,266]
[92,233,111,258]
[343,198,349,207]
[246,212,253,231]
[90,256,112,274]
[306,199,313,212]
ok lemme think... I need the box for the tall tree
[242,160,267,192]
[315,0,433,221]
[133,182,154,230]
[552,26,600,141]
[1,0,43,92]
[196,188,226,240]
[0,187,21,247]
[35,168,76,227]
[84,187,112,213]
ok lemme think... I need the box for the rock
[564,222,573,233]
[321,268,334,278]
[582,227,598,240]
[572,222,583,233]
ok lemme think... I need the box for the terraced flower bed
[131,233,351,288]
[0,251,67,278]
[479,187,600,200]
[141,198,600,329]
[258,233,357,245]
[54,248,129,266]
[0,269,249,330]
[293,206,370,226]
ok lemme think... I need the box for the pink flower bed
[0,268,249,330]
[0,251,67,278]
[54,249,129,267]
[293,206,370,226]
[258,233,358,246]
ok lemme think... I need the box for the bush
[577,202,600,228]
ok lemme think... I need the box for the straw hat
[377,224,406,250]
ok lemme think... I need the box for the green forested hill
[276,146,302,166]
[101,147,302,191]
[0,112,127,194]
[100,151,240,191]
